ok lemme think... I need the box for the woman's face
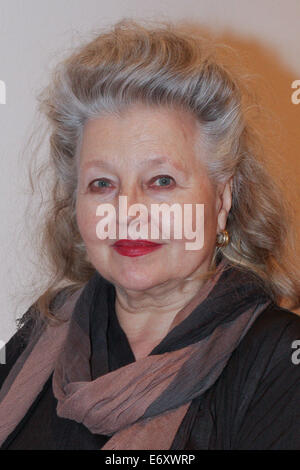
[76,103,228,291]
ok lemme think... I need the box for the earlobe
[223,179,233,213]
[216,178,233,232]
[217,207,228,232]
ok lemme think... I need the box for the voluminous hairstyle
[24,18,300,324]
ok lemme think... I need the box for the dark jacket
[1,299,300,450]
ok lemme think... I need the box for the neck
[114,265,216,354]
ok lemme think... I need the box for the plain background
[0,0,299,343]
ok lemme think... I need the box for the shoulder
[0,286,81,389]
[211,301,300,416]
[231,304,300,449]
[205,303,300,449]
[0,312,36,388]
[237,302,300,371]
[249,301,300,333]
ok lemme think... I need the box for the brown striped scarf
[0,259,272,449]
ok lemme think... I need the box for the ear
[216,177,233,232]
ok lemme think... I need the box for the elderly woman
[0,19,300,451]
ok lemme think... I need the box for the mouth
[112,239,164,257]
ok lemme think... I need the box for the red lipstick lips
[112,239,163,257]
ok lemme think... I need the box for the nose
[120,183,140,209]
[117,182,151,233]
[118,178,151,210]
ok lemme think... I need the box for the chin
[112,269,164,292]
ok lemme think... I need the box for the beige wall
[0,0,299,342]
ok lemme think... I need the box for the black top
[1,287,300,450]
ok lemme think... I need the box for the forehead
[78,104,201,171]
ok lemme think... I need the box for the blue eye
[151,175,175,188]
[89,178,112,192]
[96,180,110,187]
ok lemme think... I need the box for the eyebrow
[81,155,187,173]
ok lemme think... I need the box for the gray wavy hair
[26,18,299,322]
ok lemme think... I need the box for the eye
[89,178,113,193]
[149,175,175,189]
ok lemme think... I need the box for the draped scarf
[0,258,272,449]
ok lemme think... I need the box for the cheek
[194,185,218,237]
[76,198,99,244]
[198,202,218,254]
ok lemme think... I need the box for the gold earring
[216,229,230,247]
